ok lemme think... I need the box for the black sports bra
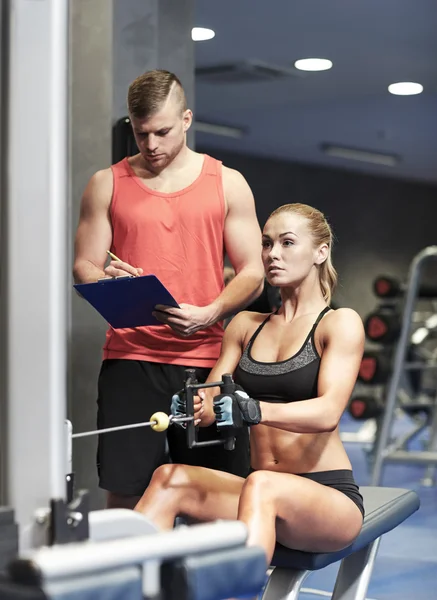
[233,307,331,403]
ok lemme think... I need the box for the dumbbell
[357,345,429,393]
[373,275,437,300]
[364,307,401,344]
[348,395,383,420]
[358,350,392,385]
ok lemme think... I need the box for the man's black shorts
[96,359,251,496]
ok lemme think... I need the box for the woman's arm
[196,311,253,426]
[260,309,365,433]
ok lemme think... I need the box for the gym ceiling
[194,0,437,184]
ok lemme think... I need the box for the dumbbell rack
[371,246,437,486]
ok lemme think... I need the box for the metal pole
[371,246,437,485]
[6,0,69,549]
[0,0,10,508]
[421,395,437,486]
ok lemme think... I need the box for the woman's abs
[249,425,352,473]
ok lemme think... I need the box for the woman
[135,203,365,567]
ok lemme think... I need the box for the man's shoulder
[220,165,252,200]
[91,166,113,182]
[199,152,242,180]
[221,164,246,183]
[83,167,114,205]
[198,155,253,204]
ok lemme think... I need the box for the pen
[107,250,122,262]
[106,250,140,278]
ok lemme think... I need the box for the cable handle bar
[183,369,236,451]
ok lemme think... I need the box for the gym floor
[299,413,437,600]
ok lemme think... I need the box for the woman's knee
[149,463,205,504]
[242,470,275,502]
[241,470,304,511]
[150,463,189,487]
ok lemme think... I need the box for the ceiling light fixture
[191,27,215,42]
[321,144,399,167]
[388,82,423,96]
[294,58,332,72]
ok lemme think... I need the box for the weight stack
[0,508,18,574]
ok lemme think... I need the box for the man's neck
[135,145,196,179]
[161,145,194,175]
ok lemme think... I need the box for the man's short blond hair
[127,69,187,119]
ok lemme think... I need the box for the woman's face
[262,213,324,288]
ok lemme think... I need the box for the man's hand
[152,303,216,337]
[193,396,204,426]
[194,390,216,427]
[213,387,262,429]
[104,260,143,279]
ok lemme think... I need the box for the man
[73,70,264,510]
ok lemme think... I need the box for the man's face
[131,100,192,172]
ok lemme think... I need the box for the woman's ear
[315,243,329,265]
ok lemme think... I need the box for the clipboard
[74,275,180,329]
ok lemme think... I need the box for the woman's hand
[213,387,261,428]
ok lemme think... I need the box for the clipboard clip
[97,275,135,282]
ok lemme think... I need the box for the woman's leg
[238,470,363,565]
[134,463,245,529]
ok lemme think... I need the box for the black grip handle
[221,373,236,395]
[184,369,198,449]
[184,368,198,386]
[220,373,237,451]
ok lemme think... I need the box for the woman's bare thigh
[252,471,363,553]
[179,465,245,522]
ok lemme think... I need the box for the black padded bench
[260,486,420,600]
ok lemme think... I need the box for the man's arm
[73,169,114,284]
[209,167,264,322]
[73,169,142,284]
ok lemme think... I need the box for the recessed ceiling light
[294,58,333,72]
[191,27,215,42]
[388,81,423,96]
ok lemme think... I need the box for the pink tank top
[103,154,225,367]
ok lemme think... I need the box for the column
[5,0,69,550]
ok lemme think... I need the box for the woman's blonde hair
[268,203,338,304]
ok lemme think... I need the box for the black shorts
[298,469,364,518]
[97,359,251,496]
[249,468,365,518]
